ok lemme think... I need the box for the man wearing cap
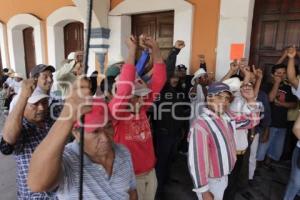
[27,77,138,200]
[188,82,260,200]
[0,79,57,199]
[8,64,56,113]
[56,51,83,98]
[189,68,209,122]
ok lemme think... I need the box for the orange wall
[110,0,220,74]
[0,0,74,64]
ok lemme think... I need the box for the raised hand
[20,79,37,99]
[240,65,251,78]
[139,34,148,50]
[144,37,163,63]
[230,59,239,73]
[126,35,138,50]
[273,75,282,84]
[65,77,93,121]
[175,40,185,49]
[252,65,263,80]
[144,36,160,50]
[199,54,205,64]
[287,46,297,58]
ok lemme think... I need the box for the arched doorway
[64,22,84,59]
[23,27,36,77]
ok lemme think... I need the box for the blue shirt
[136,50,150,76]
[57,142,136,200]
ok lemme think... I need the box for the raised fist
[20,79,37,98]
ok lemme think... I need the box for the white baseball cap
[222,77,241,93]
[27,88,49,104]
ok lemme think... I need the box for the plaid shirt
[0,117,57,199]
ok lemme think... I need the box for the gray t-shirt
[57,142,136,200]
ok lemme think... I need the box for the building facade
[0,0,299,79]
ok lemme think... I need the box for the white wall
[109,0,194,72]
[108,16,131,61]
[215,0,256,80]
[7,14,45,75]
[0,23,10,68]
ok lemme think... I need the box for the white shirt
[189,84,206,123]
[10,80,22,94]
[4,77,14,87]
[230,91,251,151]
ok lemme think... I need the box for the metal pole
[79,0,93,199]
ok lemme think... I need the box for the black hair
[271,64,287,74]
[100,76,116,95]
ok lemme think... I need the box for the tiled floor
[163,154,300,200]
[0,112,17,200]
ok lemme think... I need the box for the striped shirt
[188,107,260,193]
[57,142,136,200]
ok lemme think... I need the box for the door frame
[47,6,85,68]
[109,0,194,73]
[7,14,45,76]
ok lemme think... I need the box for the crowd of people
[0,35,299,200]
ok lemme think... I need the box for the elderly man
[0,79,56,199]
[188,82,260,200]
[28,77,138,199]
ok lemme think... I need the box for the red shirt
[109,63,166,175]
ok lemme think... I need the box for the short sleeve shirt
[263,82,298,128]
[57,142,136,200]
[0,118,57,200]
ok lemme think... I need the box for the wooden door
[132,11,174,60]
[64,22,84,59]
[23,27,36,78]
[249,0,300,83]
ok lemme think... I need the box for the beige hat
[67,52,76,60]
[13,73,24,79]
